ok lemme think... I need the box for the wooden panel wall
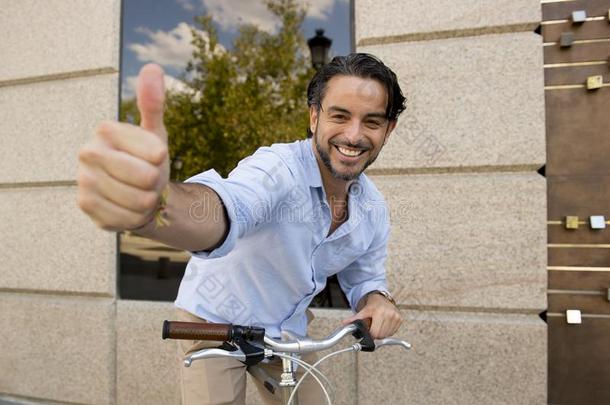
[543,1,610,403]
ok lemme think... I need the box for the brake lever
[374,338,411,351]
[184,347,246,367]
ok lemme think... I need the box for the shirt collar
[300,139,366,199]
[302,139,324,188]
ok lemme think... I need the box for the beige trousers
[175,308,327,405]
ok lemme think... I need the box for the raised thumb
[136,63,166,136]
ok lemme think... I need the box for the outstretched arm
[77,64,228,252]
[130,182,229,252]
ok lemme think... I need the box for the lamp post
[307,29,332,71]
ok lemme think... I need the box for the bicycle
[162,318,411,405]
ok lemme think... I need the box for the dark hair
[307,53,406,123]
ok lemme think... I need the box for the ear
[383,120,398,145]
[309,105,319,135]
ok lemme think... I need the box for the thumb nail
[136,64,166,134]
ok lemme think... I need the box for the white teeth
[337,146,362,157]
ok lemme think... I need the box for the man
[78,53,405,405]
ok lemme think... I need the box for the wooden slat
[549,293,610,314]
[543,19,610,42]
[545,64,610,86]
[548,316,610,404]
[547,175,610,220]
[546,87,610,176]
[543,0,610,21]
[544,41,610,64]
[549,269,610,290]
[549,226,610,244]
[549,247,610,267]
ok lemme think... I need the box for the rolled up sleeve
[185,147,295,259]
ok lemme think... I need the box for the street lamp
[307,29,332,71]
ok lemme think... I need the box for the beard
[313,124,382,181]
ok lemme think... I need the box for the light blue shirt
[175,139,390,338]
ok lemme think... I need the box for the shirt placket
[280,192,331,334]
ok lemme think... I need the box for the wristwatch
[368,290,397,307]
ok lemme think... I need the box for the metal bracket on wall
[590,215,607,229]
[572,10,587,24]
[559,216,610,230]
[587,75,603,90]
[566,309,582,324]
[560,32,574,48]
[565,216,580,229]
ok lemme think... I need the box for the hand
[341,293,402,339]
[77,64,170,231]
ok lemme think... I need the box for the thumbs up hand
[77,64,170,231]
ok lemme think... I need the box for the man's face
[310,75,396,182]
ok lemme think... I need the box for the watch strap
[368,290,397,307]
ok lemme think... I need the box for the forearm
[133,182,228,252]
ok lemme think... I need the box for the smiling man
[78,53,406,405]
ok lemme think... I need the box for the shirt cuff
[349,281,389,312]
[185,170,239,259]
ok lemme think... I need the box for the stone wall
[0,1,121,404]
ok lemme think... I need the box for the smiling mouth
[334,144,366,157]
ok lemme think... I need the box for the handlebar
[181,337,411,367]
[163,319,375,352]
[262,322,360,353]
[163,318,410,367]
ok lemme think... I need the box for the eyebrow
[327,105,387,120]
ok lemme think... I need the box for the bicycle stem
[279,355,299,405]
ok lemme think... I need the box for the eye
[331,114,348,122]
[365,120,382,129]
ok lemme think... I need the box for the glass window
[119,0,352,309]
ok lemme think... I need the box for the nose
[344,120,362,145]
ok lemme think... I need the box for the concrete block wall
[358,0,547,404]
[0,1,121,404]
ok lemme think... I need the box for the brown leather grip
[162,320,231,341]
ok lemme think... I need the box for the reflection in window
[119,0,351,307]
